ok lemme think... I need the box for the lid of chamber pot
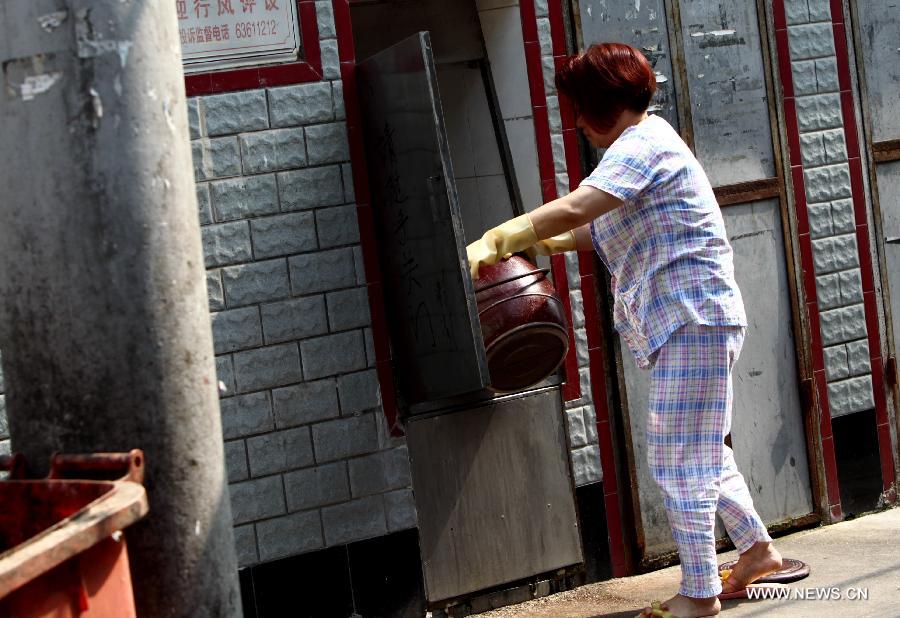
[485,323,569,392]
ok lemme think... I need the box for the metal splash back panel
[357,32,491,408]
[406,387,583,603]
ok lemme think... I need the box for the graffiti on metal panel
[374,122,450,349]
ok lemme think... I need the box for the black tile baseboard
[239,529,425,618]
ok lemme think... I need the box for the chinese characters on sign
[178,0,301,71]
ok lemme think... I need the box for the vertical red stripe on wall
[532,106,557,184]
[580,274,602,346]
[829,0,845,24]
[551,255,582,402]
[333,0,354,62]
[519,0,538,41]
[772,0,787,30]
[876,422,897,498]
[298,1,321,68]
[333,0,403,436]
[870,356,888,425]
[821,436,842,515]
[783,99,801,166]
[806,299,826,372]
[815,371,832,439]
[562,129,582,190]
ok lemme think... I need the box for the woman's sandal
[635,600,717,617]
[718,568,785,600]
[636,601,675,617]
[719,568,752,599]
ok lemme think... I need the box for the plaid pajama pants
[647,323,772,598]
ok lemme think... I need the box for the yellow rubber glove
[529,230,577,256]
[466,214,538,279]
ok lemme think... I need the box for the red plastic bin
[0,450,148,617]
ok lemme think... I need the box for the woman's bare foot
[635,542,781,615]
[635,594,720,617]
[721,541,783,594]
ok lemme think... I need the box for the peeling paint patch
[3,54,62,101]
[698,36,746,49]
[690,29,746,49]
[641,44,667,68]
[19,72,63,101]
[75,9,133,67]
[690,29,737,37]
[78,39,134,67]
[37,10,69,32]
[163,98,177,133]
[90,87,103,127]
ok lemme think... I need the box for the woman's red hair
[555,43,656,131]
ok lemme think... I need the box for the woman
[466,43,782,618]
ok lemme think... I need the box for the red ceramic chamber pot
[473,255,569,392]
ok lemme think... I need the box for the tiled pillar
[787,3,874,418]
[774,0,897,515]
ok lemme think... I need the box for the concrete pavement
[480,507,900,617]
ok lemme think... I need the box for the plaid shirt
[582,115,746,368]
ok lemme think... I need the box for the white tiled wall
[477,2,544,213]
[436,64,515,241]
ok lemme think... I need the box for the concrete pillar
[0,2,241,616]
